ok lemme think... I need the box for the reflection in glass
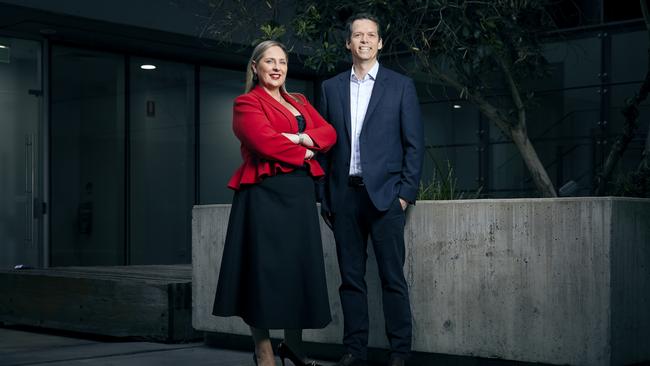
[199,67,244,205]
[611,31,647,84]
[51,47,125,266]
[607,83,649,175]
[543,37,601,89]
[0,37,42,268]
[129,58,195,264]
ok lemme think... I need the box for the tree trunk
[640,130,650,172]
[496,55,557,197]
[508,125,558,197]
[596,100,641,195]
[423,62,557,196]
[476,103,558,197]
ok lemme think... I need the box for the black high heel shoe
[277,341,322,366]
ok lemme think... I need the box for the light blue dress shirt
[349,61,379,176]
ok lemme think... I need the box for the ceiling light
[453,104,462,109]
[140,64,156,70]
[0,45,9,64]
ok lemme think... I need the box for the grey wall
[193,198,650,365]
[610,200,650,365]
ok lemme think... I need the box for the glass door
[50,47,126,266]
[129,58,195,264]
[49,47,196,266]
[0,37,43,269]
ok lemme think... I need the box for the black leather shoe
[335,353,367,366]
[388,357,405,366]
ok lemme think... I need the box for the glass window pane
[129,58,195,264]
[199,67,244,205]
[422,101,479,146]
[544,37,601,89]
[424,145,480,196]
[285,78,312,99]
[611,30,648,83]
[50,47,125,266]
[607,83,649,175]
[490,142,531,197]
[0,37,42,268]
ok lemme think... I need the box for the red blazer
[228,85,337,190]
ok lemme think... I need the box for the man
[319,13,424,366]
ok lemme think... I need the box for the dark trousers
[332,183,412,360]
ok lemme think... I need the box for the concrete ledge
[192,198,650,366]
[0,265,197,342]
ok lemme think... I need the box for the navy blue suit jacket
[319,65,424,213]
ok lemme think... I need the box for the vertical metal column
[24,134,34,246]
[594,31,611,191]
[124,55,131,265]
[194,65,200,205]
[43,38,50,268]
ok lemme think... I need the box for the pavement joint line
[5,343,208,366]
[1,340,106,355]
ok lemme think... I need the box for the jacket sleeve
[298,94,337,153]
[315,83,332,209]
[398,78,425,203]
[233,94,307,167]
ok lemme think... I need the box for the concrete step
[0,265,197,342]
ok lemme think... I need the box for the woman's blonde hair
[245,40,290,94]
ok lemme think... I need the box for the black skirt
[212,168,332,329]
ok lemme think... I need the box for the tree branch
[597,0,650,193]
[639,0,650,172]
[421,53,557,197]
[420,57,513,137]
[498,55,527,134]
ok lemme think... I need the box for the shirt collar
[350,61,379,82]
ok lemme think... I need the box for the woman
[212,40,336,366]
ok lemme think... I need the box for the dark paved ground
[0,327,293,366]
[0,326,557,366]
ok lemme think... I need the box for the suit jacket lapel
[338,73,352,141]
[361,65,386,133]
[252,86,297,131]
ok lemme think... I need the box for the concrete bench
[0,265,196,342]
[192,198,650,366]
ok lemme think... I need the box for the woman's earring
[253,73,258,82]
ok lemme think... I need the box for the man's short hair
[345,13,382,40]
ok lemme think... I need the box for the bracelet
[297,132,304,145]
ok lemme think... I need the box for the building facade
[1,1,648,269]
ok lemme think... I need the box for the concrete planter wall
[192,197,650,366]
